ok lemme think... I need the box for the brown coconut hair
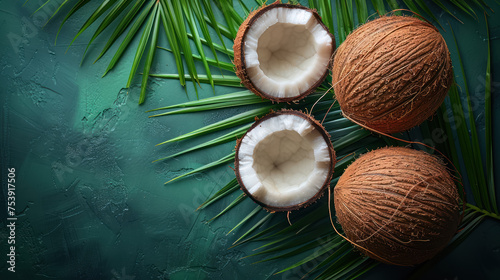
[334,147,460,266]
[331,15,453,134]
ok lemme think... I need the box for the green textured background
[1,0,500,279]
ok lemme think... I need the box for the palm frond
[227,207,270,237]
[33,0,242,103]
[137,2,160,104]
[190,0,223,74]
[209,193,247,222]
[371,0,386,14]
[319,0,334,32]
[354,0,369,25]
[181,0,214,92]
[165,152,235,184]
[158,3,186,87]
[197,178,240,210]
[150,74,242,88]
[202,0,233,49]
[447,26,491,211]
[484,13,497,214]
[67,0,118,54]
[153,124,250,161]
[154,105,276,145]
[103,0,155,77]
[146,90,264,113]
[54,0,90,43]
[96,0,148,64]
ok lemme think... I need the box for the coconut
[334,147,460,266]
[235,110,336,212]
[331,16,453,134]
[233,1,335,102]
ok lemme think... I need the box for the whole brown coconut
[233,1,335,102]
[334,147,460,266]
[331,16,453,134]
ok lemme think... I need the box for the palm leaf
[45,0,74,30]
[237,0,251,16]
[209,193,247,221]
[150,74,242,88]
[215,0,240,38]
[385,0,399,11]
[165,0,201,97]
[103,0,155,77]
[154,106,276,145]
[370,0,386,14]
[138,3,161,104]
[187,33,235,56]
[414,0,445,28]
[430,0,464,22]
[165,152,235,184]
[81,0,134,62]
[251,238,332,264]
[125,2,158,91]
[158,3,186,87]
[181,0,215,92]
[66,0,118,53]
[190,0,223,73]
[448,26,490,211]
[54,0,90,43]
[319,0,334,32]
[354,0,368,25]
[146,90,264,113]
[230,210,272,242]
[202,0,232,54]
[197,178,240,210]
[95,0,148,64]
[153,124,250,161]
[484,13,497,214]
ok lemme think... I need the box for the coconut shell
[334,147,460,266]
[332,16,453,134]
[233,1,335,102]
[235,110,336,212]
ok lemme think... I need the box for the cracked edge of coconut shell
[233,1,336,103]
[234,109,336,213]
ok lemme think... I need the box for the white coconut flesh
[243,7,333,99]
[237,114,332,208]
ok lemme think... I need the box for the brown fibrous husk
[334,147,460,266]
[233,1,335,102]
[331,16,453,134]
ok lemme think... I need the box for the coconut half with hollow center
[234,2,335,102]
[235,110,336,212]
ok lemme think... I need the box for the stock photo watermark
[5,167,17,273]
[7,0,65,55]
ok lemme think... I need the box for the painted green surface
[0,0,499,279]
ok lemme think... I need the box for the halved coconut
[233,2,335,102]
[235,110,336,212]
